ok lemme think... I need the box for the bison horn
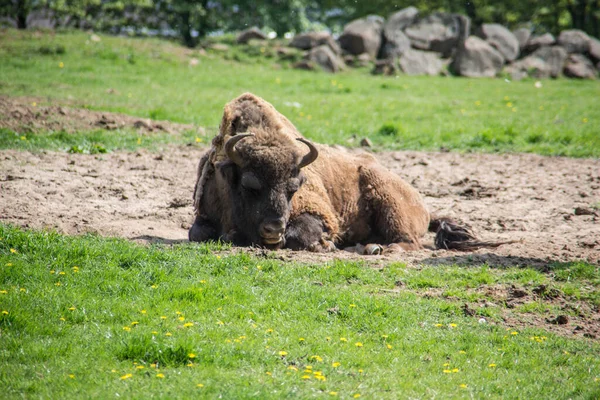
[297,138,318,169]
[225,133,253,166]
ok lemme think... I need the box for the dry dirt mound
[0,95,194,134]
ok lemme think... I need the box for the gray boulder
[306,45,345,73]
[290,32,341,55]
[563,54,597,79]
[398,48,444,75]
[380,7,419,58]
[236,27,267,44]
[524,33,555,53]
[477,23,520,61]
[588,37,600,63]
[505,56,551,80]
[557,30,591,53]
[405,13,470,57]
[532,46,567,77]
[451,36,505,78]
[339,16,384,59]
[513,28,531,51]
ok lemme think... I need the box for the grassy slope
[0,29,599,157]
[1,225,599,399]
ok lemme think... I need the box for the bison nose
[260,218,286,239]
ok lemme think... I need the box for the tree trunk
[179,10,196,48]
[16,0,28,29]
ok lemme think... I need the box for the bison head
[218,133,318,248]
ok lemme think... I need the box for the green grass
[1,29,599,157]
[1,224,600,398]
[0,127,208,153]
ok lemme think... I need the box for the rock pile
[235,13,599,79]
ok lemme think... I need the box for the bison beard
[189,92,513,254]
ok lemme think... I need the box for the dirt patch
[2,96,599,340]
[0,95,195,134]
[1,97,599,267]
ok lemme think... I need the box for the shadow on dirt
[421,253,597,270]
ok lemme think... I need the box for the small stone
[360,138,372,147]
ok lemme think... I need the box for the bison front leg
[285,213,336,252]
[188,216,218,243]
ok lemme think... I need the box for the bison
[190,93,508,254]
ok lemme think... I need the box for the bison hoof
[308,240,337,253]
[349,243,384,255]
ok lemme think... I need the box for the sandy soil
[1,97,599,338]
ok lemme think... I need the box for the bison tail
[429,217,518,251]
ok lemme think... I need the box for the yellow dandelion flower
[150,363,157,368]
[301,375,311,380]
[315,375,326,381]
[123,326,131,331]
[511,331,518,335]
[59,271,65,275]
[452,368,459,373]
[200,280,207,284]
[151,331,158,334]
[59,62,64,68]
[19,288,25,292]
[358,369,363,373]
[349,304,357,308]
[0,290,6,294]
[583,118,588,123]
[197,383,204,387]
[287,366,298,371]
[305,365,312,370]
[60,317,66,321]
[187,362,194,367]
[55,282,61,286]
[136,366,144,370]
[340,337,348,342]
[10,248,17,253]
[5,263,12,267]
[449,323,457,328]
[279,351,288,357]
[131,321,139,326]
[329,392,338,396]
[120,373,132,380]
[178,316,185,321]
[256,265,262,270]
[443,369,452,373]
[156,373,165,378]
[310,355,323,362]
[459,384,468,388]
[140,309,146,314]
[68,374,75,379]
[506,102,513,107]
[435,323,443,327]
[50,270,55,274]
[151,284,158,289]
[217,320,224,325]
[165,332,172,336]
[298,337,305,342]
[332,362,341,368]
[489,363,497,368]
[459,350,467,354]
[355,342,363,347]
[188,353,196,359]
[353,394,361,398]
[2,310,8,315]
[265,371,272,376]
[183,322,194,328]
[160,316,167,320]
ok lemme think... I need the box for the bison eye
[287,177,301,196]
[241,173,262,192]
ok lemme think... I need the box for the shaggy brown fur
[190,93,510,254]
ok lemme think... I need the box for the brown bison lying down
[189,93,509,254]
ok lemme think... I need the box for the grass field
[1,29,599,157]
[1,225,599,398]
[1,29,600,398]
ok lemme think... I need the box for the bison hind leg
[285,213,336,252]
